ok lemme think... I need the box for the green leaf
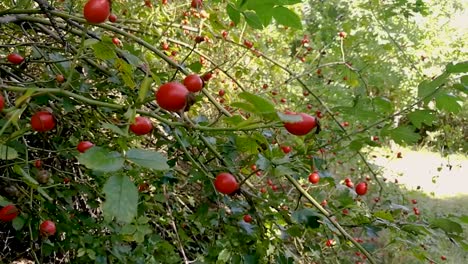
[349,139,364,151]
[256,7,274,26]
[458,215,468,224]
[446,61,468,73]
[238,92,276,115]
[407,110,436,129]
[243,0,276,11]
[218,249,231,262]
[272,6,302,29]
[12,216,25,230]
[187,62,203,73]
[435,93,462,113]
[126,149,169,170]
[401,223,431,235]
[429,218,463,235]
[101,123,127,136]
[91,41,117,60]
[78,147,124,172]
[278,0,302,4]
[102,175,138,223]
[417,72,450,99]
[0,145,18,160]
[373,211,395,222]
[138,76,153,103]
[243,11,264,29]
[387,125,421,145]
[227,4,241,25]
[373,97,393,113]
[235,136,259,155]
[291,209,321,229]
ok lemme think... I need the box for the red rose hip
[31,111,55,132]
[77,141,95,153]
[155,82,189,112]
[130,116,153,135]
[183,74,204,92]
[40,220,56,236]
[214,172,238,195]
[0,204,19,222]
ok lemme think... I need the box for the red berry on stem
[214,173,238,195]
[355,182,368,195]
[308,172,320,184]
[34,160,42,168]
[183,74,204,92]
[77,141,95,153]
[155,82,189,112]
[243,40,253,49]
[281,146,292,154]
[201,72,213,82]
[0,94,4,112]
[39,220,56,236]
[112,37,122,46]
[326,239,335,247]
[283,112,317,136]
[130,116,153,135]
[108,13,117,23]
[56,74,65,83]
[31,111,55,132]
[83,0,111,24]
[0,204,19,222]
[191,0,202,8]
[243,214,252,223]
[7,53,24,64]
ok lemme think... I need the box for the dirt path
[369,147,468,198]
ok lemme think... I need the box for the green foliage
[0,0,466,263]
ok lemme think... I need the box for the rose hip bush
[0,0,467,263]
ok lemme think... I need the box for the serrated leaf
[429,218,463,235]
[387,125,421,145]
[417,72,450,99]
[227,4,241,25]
[78,147,124,172]
[446,61,468,73]
[236,136,259,155]
[407,110,436,129]
[0,145,18,160]
[102,175,138,223]
[272,6,302,29]
[435,93,462,113]
[91,41,117,60]
[126,149,169,170]
[373,97,393,113]
[243,11,264,29]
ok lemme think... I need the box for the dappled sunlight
[370,147,468,198]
